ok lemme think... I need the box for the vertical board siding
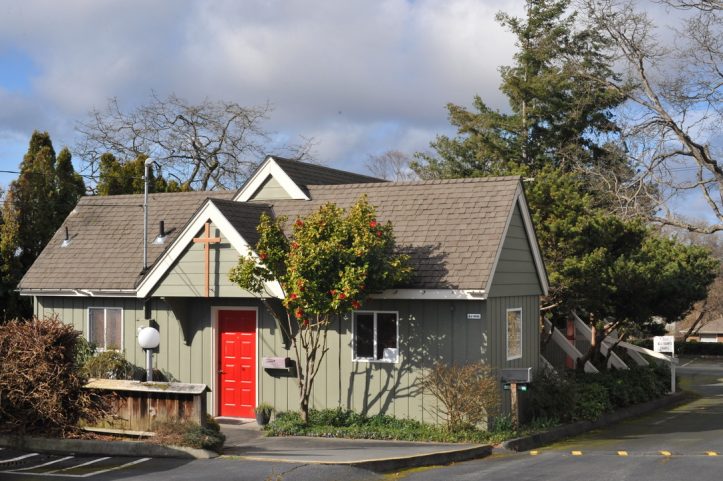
[256,299,487,422]
[488,205,543,298]
[249,176,292,201]
[37,292,539,422]
[152,223,253,298]
[485,295,540,414]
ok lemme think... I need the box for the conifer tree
[0,131,86,320]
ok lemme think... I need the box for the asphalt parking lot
[0,448,151,479]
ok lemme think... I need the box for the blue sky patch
[0,47,38,94]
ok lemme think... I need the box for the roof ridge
[305,176,521,188]
[271,156,383,182]
[77,190,232,203]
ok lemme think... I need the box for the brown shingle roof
[20,174,522,292]
[269,177,521,290]
[19,190,232,291]
[266,156,383,187]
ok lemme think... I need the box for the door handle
[218,370,226,374]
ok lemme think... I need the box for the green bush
[529,368,575,422]
[572,383,612,421]
[83,351,142,380]
[266,408,499,443]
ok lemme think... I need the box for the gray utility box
[500,367,533,384]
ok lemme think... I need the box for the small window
[506,308,522,361]
[89,307,123,350]
[353,311,398,362]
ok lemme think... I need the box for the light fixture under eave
[61,226,71,247]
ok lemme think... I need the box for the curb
[348,444,493,472]
[0,435,218,459]
[234,444,493,473]
[501,391,690,452]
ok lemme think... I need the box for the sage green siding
[485,295,540,413]
[34,295,276,413]
[249,175,291,200]
[257,299,489,422]
[34,292,540,421]
[488,205,542,298]
[151,223,252,298]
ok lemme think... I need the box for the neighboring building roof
[208,199,272,248]
[696,318,723,334]
[19,190,232,291]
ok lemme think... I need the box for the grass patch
[264,408,558,444]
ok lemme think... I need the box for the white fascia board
[233,156,309,202]
[18,289,137,298]
[369,289,486,301]
[136,200,281,299]
[484,184,549,296]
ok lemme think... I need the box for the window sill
[353,358,399,364]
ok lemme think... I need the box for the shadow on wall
[345,313,449,421]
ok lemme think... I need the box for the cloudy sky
[0,0,527,188]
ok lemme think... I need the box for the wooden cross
[193,222,221,298]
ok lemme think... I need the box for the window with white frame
[89,307,123,350]
[353,311,398,362]
[506,307,522,360]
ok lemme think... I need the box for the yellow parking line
[660,451,672,457]
[571,451,583,456]
[706,451,718,456]
[529,450,539,456]
[617,451,628,457]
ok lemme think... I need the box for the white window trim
[87,306,124,351]
[352,310,399,364]
[506,307,523,361]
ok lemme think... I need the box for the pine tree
[0,131,86,320]
[96,153,184,195]
[412,0,625,179]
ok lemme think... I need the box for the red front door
[218,309,256,417]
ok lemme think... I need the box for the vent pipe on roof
[143,157,155,272]
[159,220,165,238]
[61,226,71,247]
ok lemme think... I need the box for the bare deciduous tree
[584,0,722,233]
[365,150,418,181]
[76,93,312,191]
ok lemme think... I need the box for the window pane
[507,309,522,359]
[106,309,122,350]
[376,313,397,360]
[89,308,105,347]
[355,313,374,359]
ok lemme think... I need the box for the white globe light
[138,326,160,349]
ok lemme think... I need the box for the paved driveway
[398,358,723,481]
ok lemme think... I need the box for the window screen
[88,307,123,350]
[506,308,522,360]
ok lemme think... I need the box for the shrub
[420,362,500,430]
[0,316,108,435]
[152,419,225,453]
[82,351,143,380]
[572,383,612,421]
[528,368,575,422]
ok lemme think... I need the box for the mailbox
[262,357,291,369]
[500,367,532,384]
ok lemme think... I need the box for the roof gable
[233,155,383,202]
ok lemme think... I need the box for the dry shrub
[0,316,108,436]
[421,362,501,430]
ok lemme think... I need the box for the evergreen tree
[412,0,625,179]
[0,131,86,320]
[96,153,184,195]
